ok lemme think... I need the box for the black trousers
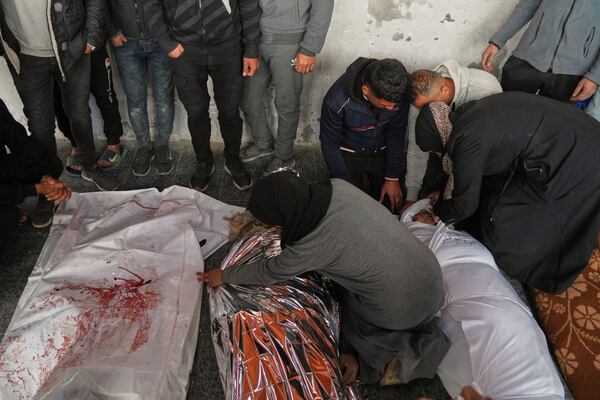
[0,154,63,236]
[54,47,123,147]
[501,56,582,102]
[341,151,386,200]
[8,54,96,169]
[170,44,243,164]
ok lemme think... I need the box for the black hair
[409,69,443,103]
[363,59,409,103]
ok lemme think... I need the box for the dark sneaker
[133,146,155,177]
[225,159,253,191]
[263,157,296,176]
[240,144,274,163]
[31,195,55,228]
[190,162,215,192]
[81,165,121,191]
[155,145,175,175]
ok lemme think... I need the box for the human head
[361,59,409,110]
[410,69,454,109]
[247,172,333,247]
[415,102,452,154]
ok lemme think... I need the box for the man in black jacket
[0,0,120,193]
[144,0,260,192]
[0,99,71,236]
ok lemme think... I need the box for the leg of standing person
[170,48,214,191]
[240,47,274,162]
[539,73,582,102]
[263,44,303,174]
[148,40,176,175]
[500,56,545,94]
[91,48,126,168]
[114,39,154,176]
[53,77,81,175]
[209,48,253,191]
[341,152,370,195]
[59,54,120,191]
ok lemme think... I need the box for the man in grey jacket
[240,0,334,175]
[481,0,599,105]
[403,60,502,211]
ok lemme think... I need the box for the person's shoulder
[323,78,352,113]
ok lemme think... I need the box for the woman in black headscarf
[415,91,600,294]
[198,171,448,385]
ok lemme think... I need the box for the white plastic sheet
[0,186,242,400]
[402,200,564,400]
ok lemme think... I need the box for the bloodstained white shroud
[0,186,242,400]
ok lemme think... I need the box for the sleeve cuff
[584,72,600,86]
[405,187,420,202]
[158,37,179,54]
[298,46,316,57]
[23,183,37,199]
[243,42,259,59]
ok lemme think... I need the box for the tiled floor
[0,141,567,400]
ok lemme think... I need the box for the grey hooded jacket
[258,0,334,56]
[490,0,600,84]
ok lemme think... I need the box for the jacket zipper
[551,0,577,67]
[198,0,207,46]
[530,12,544,45]
[584,27,596,57]
[47,0,65,81]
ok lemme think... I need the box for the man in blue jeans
[106,0,175,176]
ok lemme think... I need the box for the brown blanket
[531,233,600,399]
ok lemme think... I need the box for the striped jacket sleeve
[238,0,260,58]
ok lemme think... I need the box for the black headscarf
[247,172,333,248]
[415,104,445,153]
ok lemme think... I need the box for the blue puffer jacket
[319,57,409,182]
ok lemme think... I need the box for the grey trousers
[241,44,303,161]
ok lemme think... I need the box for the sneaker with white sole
[81,165,121,191]
[263,157,296,177]
[31,195,55,228]
[225,159,254,191]
[155,145,175,175]
[190,162,215,192]
[240,144,274,163]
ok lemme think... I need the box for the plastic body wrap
[0,186,242,400]
[210,229,361,400]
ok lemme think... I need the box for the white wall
[0,0,525,145]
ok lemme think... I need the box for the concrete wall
[0,0,525,145]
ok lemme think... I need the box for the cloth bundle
[210,228,360,400]
[0,186,241,400]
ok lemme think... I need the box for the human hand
[36,178,72,202]
[243,57,260,77]
[295,52,316,75]
[570,77,598,102]
[481,43,500,73]
[427,191,441,205]
[197,269,224,287]
[111,33,127,47]
[379,180,403,213]
[84,43,95,54]
[339,353,359,385]
[168,43,185,58]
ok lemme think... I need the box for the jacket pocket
[584,27,596,58]
[530,12,544,45]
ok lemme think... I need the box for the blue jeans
[114,39,174,147]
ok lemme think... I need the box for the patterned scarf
[428,102,455,200]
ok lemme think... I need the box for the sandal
[65,150,83,176]
[98,144,128,169]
